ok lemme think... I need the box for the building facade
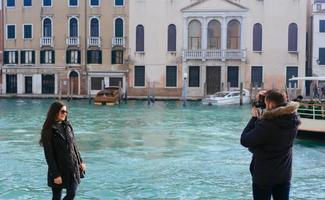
[312,0,325,78]
[129,0,307,98]
[0,0,3,92]
[2,0,129,96]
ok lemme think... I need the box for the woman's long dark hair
[39,101,67,146]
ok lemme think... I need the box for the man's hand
[80,163,86,172]
[54,176,62,185]
[252,107,261,118]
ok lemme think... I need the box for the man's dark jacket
[241,102,301,186]
[43,121,83,188]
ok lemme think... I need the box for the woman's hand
[54,176,62,185]
[80,163,86,172]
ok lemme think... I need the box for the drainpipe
[84,0,89,100]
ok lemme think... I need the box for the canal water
[0,99,324,200]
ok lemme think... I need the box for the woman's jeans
[52,181,78,200]
[253,182,290,200]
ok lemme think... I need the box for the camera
[252,93,266,109]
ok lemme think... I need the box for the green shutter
[52,51,55,64]
[40,51,45,64]
[32,51,35,64]
[20,51,25,64]
[66,50,70,64]
[99,50,102,64]
[87,50,91,64]
[77,50,81,64]
[111,50,116,64]
[15,51,19,64]
[4,51,9,64]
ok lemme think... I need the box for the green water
[0,99,324,200]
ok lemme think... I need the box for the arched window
[43,18,52,37]
[69,18,78,37]
[115,18,123,37]
[168,24,176,51]
[253,23,262,51]
[288,23,298,52]
[90,18,99,37]
[208,20,221,49]
[227,20,240,49]
[136,25,144,52]
[188,20,201,50]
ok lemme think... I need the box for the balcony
[66,37,80,47]
[112,37,126,47]
[40,37,53,47]
[183,49,246,61]
[88,37,101,47]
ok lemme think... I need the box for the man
[241,90,301,200]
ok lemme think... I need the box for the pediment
[182,0,248,12]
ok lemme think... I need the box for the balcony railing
[183,49,246,61]
[66,37,80,47]
[40,37,53,47]
[88,37,101,47]
[112,37,126,47]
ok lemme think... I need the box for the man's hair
[265,89,287,107]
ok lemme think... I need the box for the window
[7,0,15,7]
[7,25,16,39]
[188,20,201,50]
[251,66,263,87]
[43,18,52,37]
[110,77,123,87]
[24,0,32,6]
[69,18,78,37]
[23,24,32,39]
[136,25,144,52]
[115,18,123,37]
[43,0,52,6]
[319,48,325,65]
[69,0,78,6]
[90,18,99,37]
[134,66,145,87]
[40,50,55,64]
[90,0,99,6]
[286,66,298,88]
[227,20,241,49]
[253,23,262,51]
[21,50,35,64]
[189,66,200,87]
[166,66,177,87]
[87,50,102,64]
[168,24,177,51]
[115,0,123,6]
[3,51,18,64]
[208,20,221,49]
[320,20,325,32]
[6,75,17,94]
[66,50,80,64]
[25,76,33,94]
[91,77,104,90]
[288,23,298,52]
[112,50,123,64]
[227,66,239,87]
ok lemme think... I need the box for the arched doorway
[69,71,79,95]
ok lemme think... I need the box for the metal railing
[112,37,125,47]
[66,37,80,46]
[40,37,53,47]
[298,103,325,120]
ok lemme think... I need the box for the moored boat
[94,87,122,105]
[202,89,250,106]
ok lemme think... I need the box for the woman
[40,101,86,200]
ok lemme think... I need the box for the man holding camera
[241,90,301,200]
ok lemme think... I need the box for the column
[240,17,246,61]
[33,74,42,94]
[17,74,24,94]
[202,17,208,50]
[182,63,188,101]
[55,74,58,95]
[2,73,6,94]
[183,17,188,50]
[221,17,227,61]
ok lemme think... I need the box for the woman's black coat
[43,121,83,188]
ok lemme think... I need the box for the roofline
[181,0,248,12]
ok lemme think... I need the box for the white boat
[289,76,325,140]
[202,89,251,105]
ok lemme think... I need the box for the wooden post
[227,82,230,91]
[147,81,150,105]
[240,82,243,105]
[221,82,224,91]
[204,82,207,97]
[249,83,253,102]
[59,80,62,100]
[261,82,264,90]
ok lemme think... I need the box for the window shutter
[52,51,55,64]
[189,66,200,87]
[40,51,44,64]
[21,51,25,64]
[112,50,116,64]
[15,51,19,64]
[77,50,81,64]
[98,50,102,64]
[32,51,35,64]
[227,66,239,87]
[66,50,71,64]
[87,50,91,64]
[166,66,177,87]
[4,51,9,64]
